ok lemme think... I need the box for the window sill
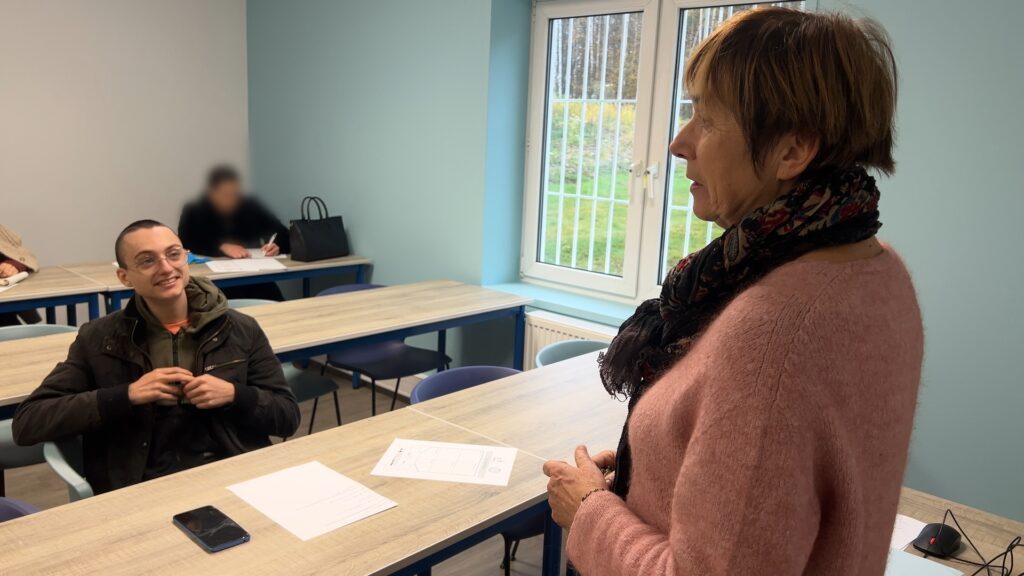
[486,282,634,328]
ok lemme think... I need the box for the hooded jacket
[12,277,300,493]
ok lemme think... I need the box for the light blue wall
[821,0,1024,520]
[247,0,531,364]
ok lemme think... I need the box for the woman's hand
[592,449,617,487]
[220,243,249,259]
[543,445,612,530]
[261,242,280,257]
[0,262,17,278]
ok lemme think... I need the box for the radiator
[523,310,617,370]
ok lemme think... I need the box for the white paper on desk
[246,248,288,259]
[371,438,517,486]
[885,549,963,575]
[0,271,29,287]
[227,461,396,541]
[892,514,928,550]
[205,258,286,273]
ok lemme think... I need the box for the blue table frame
[389,500,562,576]
[0,293,101,326]
[103,261,368,311]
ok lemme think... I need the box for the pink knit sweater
[567,246,924,575]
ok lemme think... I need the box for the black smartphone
[172,505,250,553]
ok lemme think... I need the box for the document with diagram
[371,438,517,486]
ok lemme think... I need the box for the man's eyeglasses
[131,248,188,273]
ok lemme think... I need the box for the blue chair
[410,366,531,576]
[535,339,608,368]
[228,299,342,435]
[0,497,39,523]
[318,284,451,415]
[0,324,78,497]
[44,436,93,501]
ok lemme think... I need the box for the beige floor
[3,366,554,576]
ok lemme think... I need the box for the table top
[237,280,531,355]
[0,408,550,575]
[0,281,531,406]
[62,255,372,291]
[411,351,626,462]
[0,267,106,303]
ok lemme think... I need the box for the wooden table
[0,267,105,324]
[0,281,531,412]
[0,408,559,575]
[63,255,372,311]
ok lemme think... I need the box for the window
[522,0,806,301]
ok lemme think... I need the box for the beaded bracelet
[581,487,608,503]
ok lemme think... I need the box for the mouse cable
[938,508,1022,576]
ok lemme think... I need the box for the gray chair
[228,298,342,435]
[44,437,93,501]
[0,324,77,497]
[534,339,609,368]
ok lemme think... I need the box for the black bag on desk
[289,196,351,261]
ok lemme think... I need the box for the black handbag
[289,196,351,261]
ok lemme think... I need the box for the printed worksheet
[227,461,396,541]
[205,258,286,273]
[371,438,517,487]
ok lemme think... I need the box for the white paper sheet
[227,461,396,541]
[371,438,517,486]
[892,514,928,550]
[205,258,286,273]
[885,549,963,575]
[246,249,288,259]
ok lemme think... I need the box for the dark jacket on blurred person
[178,196,291,258]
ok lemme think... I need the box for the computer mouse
[912,523,962,558]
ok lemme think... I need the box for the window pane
[537,12,643,277]
[658,2,804,281]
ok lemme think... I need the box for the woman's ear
[775,132,821,181]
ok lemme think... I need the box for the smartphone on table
[172,505,250,553]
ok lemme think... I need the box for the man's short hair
[115,219,170,268]
[206,164,241,193]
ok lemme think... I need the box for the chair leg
[332,391,342,426]
[511,538,521,561]
[390,378,402,411]
[308,396,319,436]
[370,379,377,416]
[500,534,512,576]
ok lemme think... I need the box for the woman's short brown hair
[685,7,898,175]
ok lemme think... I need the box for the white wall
[0,0,249,266]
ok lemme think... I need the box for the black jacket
[178,196,291,256]
[12,298,300,494]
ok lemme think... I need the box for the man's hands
[128,369,235,409]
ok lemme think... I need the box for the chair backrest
[227,298,276,309]
[0,324,77,342]
[0,497,39,523]
[535,339,609,368]
[316,283,384,297]
[410,366,520,404]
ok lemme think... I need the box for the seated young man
[13,220,299,493]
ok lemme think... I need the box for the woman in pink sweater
[543,8,924,575]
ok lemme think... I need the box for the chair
[534,339,609,368]
[318,284,451,415]
[44,437,93,501]
[0,497,39,523]
[0,324,77,497]
[409,366,531,576]
[228,299,342,435]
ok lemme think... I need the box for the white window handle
[627,161,645,203]
[644,163,660,201]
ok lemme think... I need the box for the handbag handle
[300,196,330,220]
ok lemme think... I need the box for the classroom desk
[412,351,1024,573]
[62,254,372,311]
[0,281,530,415]
[0,266,104,325]
[0,408,561,575]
